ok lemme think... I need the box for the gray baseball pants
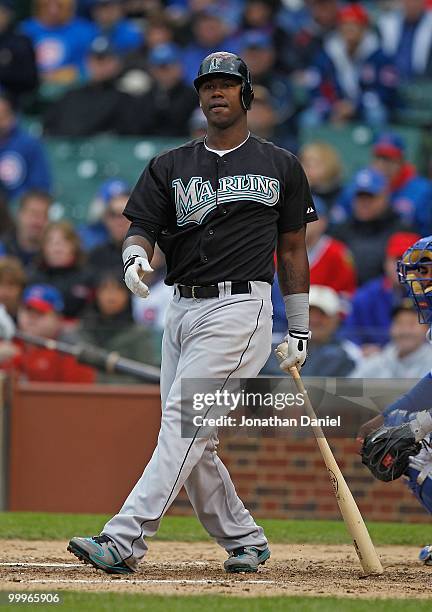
[102,281,273,563]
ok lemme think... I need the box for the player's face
[18,198,50,243]
[407,262,432,294]
[373,155,401,181]
[96,279,129,316]
[401,256,432,323]
[42,228,76,268]
[309,306,339,343]
[391,310,426,356]
[199,76,244,128]
[340,22,365,51]
[18,307,61,339]
[353,191,388,222]
[105,195,130,243]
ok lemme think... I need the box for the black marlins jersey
[123,135,318,285]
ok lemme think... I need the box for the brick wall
[170,436,430,523]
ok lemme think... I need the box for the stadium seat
[299,123,424,179]
[46,136,184,223]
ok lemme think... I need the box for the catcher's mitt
[361,424,422,482]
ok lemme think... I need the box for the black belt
[177,281,251,299]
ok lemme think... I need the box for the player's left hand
[275,330,310,372]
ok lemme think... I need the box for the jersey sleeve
[382,372,432,420]
[123,156,171,247]
[278,156,318,233]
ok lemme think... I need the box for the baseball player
[68,51,317,574]
[359,236,432,565]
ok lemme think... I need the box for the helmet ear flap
[241,82,254,111]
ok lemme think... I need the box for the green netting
[299,123,423,179]
[47,136,185,223]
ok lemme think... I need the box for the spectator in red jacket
[0,283,95,383]
[307,196,357,302]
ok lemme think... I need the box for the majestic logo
[172,174,280,226]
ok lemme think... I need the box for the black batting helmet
[194,51,254,111]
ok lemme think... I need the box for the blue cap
[353,167,387,195]
[89,36,117,57]
[97,179,130,204]
[148,44,180,66]
[242,30,273,50]
[23,284,64,314]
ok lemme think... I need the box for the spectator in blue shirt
[378,0,432,80]
[88,0,143,55]
[336,132,432,235]
[0,94,51,201]
[303,3,399,128]
[21,0,94,85]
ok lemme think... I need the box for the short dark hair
[19,189,52,211]
[0,256,26,287]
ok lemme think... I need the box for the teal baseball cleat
[224,546,271,573]
[67,535,137,574]
[419,545,432,565]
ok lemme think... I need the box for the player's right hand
[124,256,153,298]
[275,330,310,372]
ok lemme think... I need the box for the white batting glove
[124,256,153,298]
[275,330,310,372]
[0,304,15,340]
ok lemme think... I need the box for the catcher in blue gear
[360,235,432,566]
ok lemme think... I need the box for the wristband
[283,293,309,333]
[122,244,148,265]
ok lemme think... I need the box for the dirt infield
[0,540,430,599]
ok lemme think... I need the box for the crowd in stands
[1,0,432,383]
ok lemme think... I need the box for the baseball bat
[15,331,161,384]
[289,366,383,576]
